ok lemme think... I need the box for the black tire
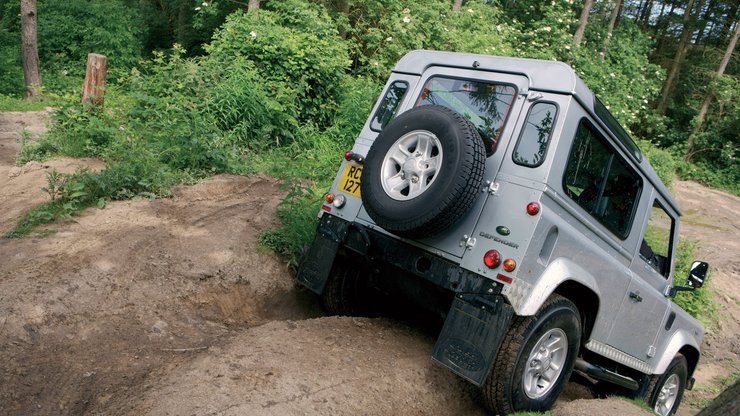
[361,105,485,238]
[320,256,365,316]
[643,354,688,416]
[483,294,581,415]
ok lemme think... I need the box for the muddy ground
[1,111,737,415]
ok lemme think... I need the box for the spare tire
[361,105,486,238]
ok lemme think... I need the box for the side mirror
[687,261,708,289]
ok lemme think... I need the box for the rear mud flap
[295,215,349,294]
[432,295,514,386]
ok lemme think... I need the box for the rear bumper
[296,214,514,385]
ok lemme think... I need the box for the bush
[206,2,350,128]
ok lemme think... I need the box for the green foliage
[638,140,677,188]
[257,76,380,265]
[671,238,718,326]
[440,1,518,56]
[36,0,143,79]
[572,23,664,128]
[0,25,23,95]
[513,0,577,61]
[0,94,54,111]
[206,2,350,127]
[0,0,144,96]
[676,160,740,196]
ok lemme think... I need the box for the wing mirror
[669,261,709,297]
[687,261,708,288]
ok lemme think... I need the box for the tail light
[483,250,501,269]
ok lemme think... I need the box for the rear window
[513,102,558,167]
[415,77,516,156]
[370,81,409,131]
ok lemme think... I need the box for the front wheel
[643,354,688,416]
[483,294,581,415]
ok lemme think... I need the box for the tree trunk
[640,0,654,27]
[686,19,739,161]
[20,0,42,99]
[602,0,623,59]
[694,0,716,45]
[656,1,679,55]
[81,53,108,109]
[248,0,260,12]
[719,2,738,41]
[574,0,595,47]
[453,0,463,12]
[656,0,703,115]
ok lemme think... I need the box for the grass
[0,94,58,111]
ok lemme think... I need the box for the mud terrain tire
[483,294,581,414]
[361,105,485,238]
[643,354,688,416]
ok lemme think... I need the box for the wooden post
[81,53,107,108]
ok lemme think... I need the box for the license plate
[339,163,362,197]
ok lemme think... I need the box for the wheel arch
[554,280,600,343]
[512,257,601,318]
[654,329,702,376]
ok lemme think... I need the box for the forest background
[0,0,737,271]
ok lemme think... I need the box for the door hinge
[485,180,499,195]
[460,234,477,250]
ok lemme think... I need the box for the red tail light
[483,250,501,269]
[526,202,540,216]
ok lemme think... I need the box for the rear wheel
[483,294,581,414]
[643,354,688,416]
[320,256,366,316]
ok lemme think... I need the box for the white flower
[609,73,615,77]
[467,9,474,13]
[202,2,208,6]
[564,45,571,50]
[386,36,393,42]
[403,16,411,23]
[249,31,257,39]
[542,26,552,32]
[195,6,201,11]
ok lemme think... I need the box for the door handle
[629,291,643,302]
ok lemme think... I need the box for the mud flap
[295,215,349,294]
[432,294,514,386]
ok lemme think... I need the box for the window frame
[512,101,559,168]
[562,118,643,240]
[369,80,410,132]
[640,199,676,279]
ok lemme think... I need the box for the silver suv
[296,50,708,416]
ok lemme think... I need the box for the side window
[641,201,674,278]
[370,81,409,131]
[513,102,557,167]
[415,77,517,156]
[563,120,642,238]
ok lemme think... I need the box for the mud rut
[2,111,736,415]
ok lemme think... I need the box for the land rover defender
[296,50,709,416]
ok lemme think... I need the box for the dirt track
[1,111,737,415]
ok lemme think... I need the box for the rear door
[356,67,530,258]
